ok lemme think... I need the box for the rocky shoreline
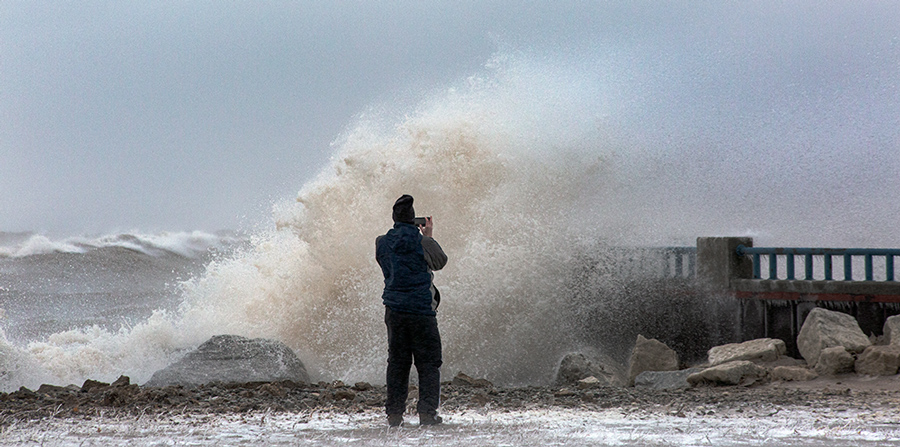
[4,372,900,429]
[8,307,900,430]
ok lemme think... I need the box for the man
[375,194,448,427]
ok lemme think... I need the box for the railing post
[824,255,833,280]
[769,253,778,280]
[688,253,696,279]
[888,255,895,282]
[865,254,874,281]
[844,254,853,281]
[661,249,669,277]
[804,254,813,280]
[786,253,795,280]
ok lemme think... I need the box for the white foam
[0,234,85,257]
[20,311,186,388]
[0,231,244,258]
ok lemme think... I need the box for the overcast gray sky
[2,1,898,236]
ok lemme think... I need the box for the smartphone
[413,217,427,227]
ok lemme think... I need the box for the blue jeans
[384,306,442,416]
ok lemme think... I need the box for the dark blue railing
[736,245,900,282]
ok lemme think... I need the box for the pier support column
[740,299,766,341]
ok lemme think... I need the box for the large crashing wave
[176,55,612,386]
[0,54,613,390]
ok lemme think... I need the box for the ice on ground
[2,407,899,446]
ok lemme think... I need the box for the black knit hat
[392,194,415,224]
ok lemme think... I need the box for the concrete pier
[575,238,900,361]
[696,237,900,355]
[696,237,752,291]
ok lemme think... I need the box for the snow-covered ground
[3,407,899,446]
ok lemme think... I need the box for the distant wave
[0,231,248,258]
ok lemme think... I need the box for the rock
[37,384,72,394]
[352,382,373,391]
[855,345,900,376]
[10,387,38,400]
[813,346,855,376]
[259,383,287,397]
[797,308,870,367]
[771,366,818,382]
[553,388,577,397]
[755,356,805,369]
[555,353,621,386]
[102,385,138,407]
[451,372,493,388]
[145,335,310,387]
[277,380,301,389]
[576,376,602,390]
[333,389,356,401]
[111,375,130,387]
[81,379,110,393]
[884,315,900,345]
[708,338,786,366]
[686,361,766,386]
[626,335,679,387]
[634,368,704,390]
[471,392,491,406]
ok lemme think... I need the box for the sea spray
[3,46,897,391]
[0,55,614,390]
[175,64,612,385]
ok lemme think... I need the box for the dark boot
[388,414,404,427]
[419,413,442,426]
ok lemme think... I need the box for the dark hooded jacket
[376,222,447,316]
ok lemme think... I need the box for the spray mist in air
[2,42,898,390]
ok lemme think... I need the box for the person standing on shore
[375,194,448,427]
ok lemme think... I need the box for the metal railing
[577,246,696,280]
[735,245,900,282]
[666,246,697,279]
[604,246,696,279]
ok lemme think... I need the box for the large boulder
[855,345,900,376]
[884,315,900,345]
[626,335,678,387]
[555,353,623,387]
[634,368,704,390]
[145,335,310,387]
[708,338,786,366]
[797,308,870,367]
[686,360,766,386]
[813,346,855,376]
